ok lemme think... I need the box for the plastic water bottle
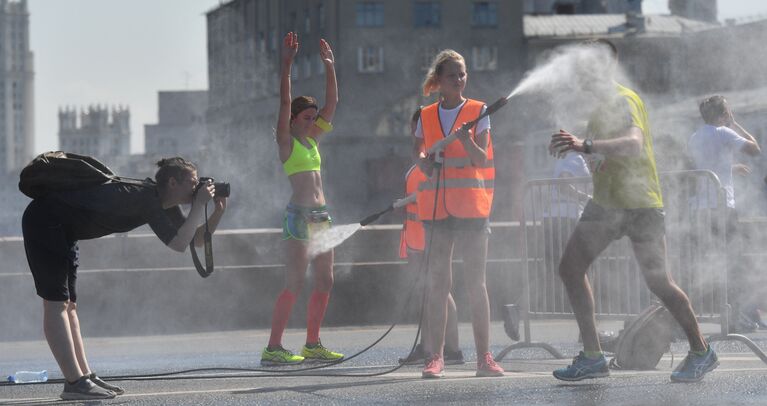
[7,370,48,383]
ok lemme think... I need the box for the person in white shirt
[687,95,761,332]
[544,151,592,219]
[688,96,760,209]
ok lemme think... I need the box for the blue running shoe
[553,351,609,381]
[670,346,719,383]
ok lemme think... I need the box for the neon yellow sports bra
[283,137,321,176]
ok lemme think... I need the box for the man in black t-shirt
[21,157,227,400]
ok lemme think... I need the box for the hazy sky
[30,0,214,153]
[28,0,767,155]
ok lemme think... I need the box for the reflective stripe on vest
[443,157,494,169]
[417,99,495,220]
[419,178,495,190]
[400,165,426,255]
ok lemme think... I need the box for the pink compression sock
[268,289,297,347]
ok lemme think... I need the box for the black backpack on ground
[608,304,677,370]
[18,151,145,199]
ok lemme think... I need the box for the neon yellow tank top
[283,137,321,176]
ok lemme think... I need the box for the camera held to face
[194,177,231,198]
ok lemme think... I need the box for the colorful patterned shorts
[282,203,332,241]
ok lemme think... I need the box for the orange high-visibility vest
[399,165,426,258]
[417,99,495,220]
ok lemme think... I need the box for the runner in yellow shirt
[548,39,717,383]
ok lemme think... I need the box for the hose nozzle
[485,96,510,116]
[360,205,394,226]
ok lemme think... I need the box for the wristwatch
[583,138,593,154]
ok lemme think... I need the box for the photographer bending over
[22,157,227,400]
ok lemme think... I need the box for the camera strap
[190,202,214,278]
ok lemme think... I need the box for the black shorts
[22,199,80,302]
[579,200,665,243]
[423,216,491,234]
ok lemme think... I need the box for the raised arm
[276,32,299,163]
[311,39,338,140]
[729,119,761,156]
[721,108,760,156]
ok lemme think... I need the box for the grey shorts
[579,200,665,243]
[423,216,491,235]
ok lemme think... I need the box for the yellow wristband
[314,116,333,133]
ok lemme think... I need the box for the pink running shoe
[422,353,445,379]
[476,352,504,377]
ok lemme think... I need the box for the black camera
[195,177,231,198]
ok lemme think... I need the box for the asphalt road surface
[2,320,767,405]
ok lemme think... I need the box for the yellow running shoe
[261,346,305,366]
[301,342,344,362]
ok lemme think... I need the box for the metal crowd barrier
[496,169,767,364]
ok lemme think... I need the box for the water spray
[307,194,415,257]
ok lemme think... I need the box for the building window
[358,46,384,73]
[356,2,384,27]
[305,8,311,32]
[303,55,312,78]
[472,46,497,71]
[473,1,498,27]
[554,3,576,14]
[318,3,326,30]
[414,2,441,28]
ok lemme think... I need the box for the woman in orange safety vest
[413,50,503,379]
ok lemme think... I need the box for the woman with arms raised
[261,32,342,366]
